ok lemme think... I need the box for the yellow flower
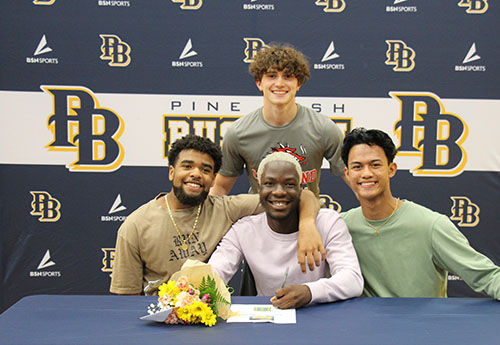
[158,280,181,301]
[186,301,217,326]
[203,313,217,327]
[176,307,191,323]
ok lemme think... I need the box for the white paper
[140,308,173,322]
[227,304,296,324]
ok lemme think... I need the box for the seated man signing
[110,135,324,296]
[208,152,363,309]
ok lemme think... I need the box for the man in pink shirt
[209,152,363,309]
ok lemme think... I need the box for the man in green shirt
[340,128,500,299]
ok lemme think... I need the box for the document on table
[227,304,296,324]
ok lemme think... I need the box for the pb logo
[391,92,468,177]
[385,40,416,72]
[315,0,346,13]
[30,191,61,222]
[99,34,131,67]
[458,0,488,14]
[243,38,267,63]
[41,85,125,172]
[319,194,342,212]
[33,0,56,4]
[450,196,480,227]
[101,248,116,272]
[172,0,202,10]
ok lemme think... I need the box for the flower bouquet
[140,259,231,327]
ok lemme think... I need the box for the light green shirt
[342,200,500,299]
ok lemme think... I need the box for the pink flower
[164,309,180,324]
[164,309,188,325]
[175,291,197,308]
[158,294,172,306]
[176,276,189,290]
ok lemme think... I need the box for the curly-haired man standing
[210,43,346,199]
[209,43,347,294]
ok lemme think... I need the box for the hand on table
[270,284,312,309]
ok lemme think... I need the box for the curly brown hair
[249,43,310,85]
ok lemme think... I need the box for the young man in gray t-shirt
[210,43,346,199]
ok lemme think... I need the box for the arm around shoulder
[210,174,237,196]
[297,189,325,272]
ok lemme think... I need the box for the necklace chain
[364,198,399,236]
[165,194,201,250]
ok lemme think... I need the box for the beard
[173,185,209,207]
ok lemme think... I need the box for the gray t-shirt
[220,104,345,197]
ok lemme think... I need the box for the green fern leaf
[198,276,230,316]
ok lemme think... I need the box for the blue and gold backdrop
[1,0,498,312]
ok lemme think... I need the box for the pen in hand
[280,267,290,288]
[271,267,290,307]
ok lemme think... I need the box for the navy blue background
[1,0,499,313]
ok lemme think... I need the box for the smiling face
[256,69,301,108]
[168,149,216,207]
[344,144,397,203]
[258,160,301,226]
